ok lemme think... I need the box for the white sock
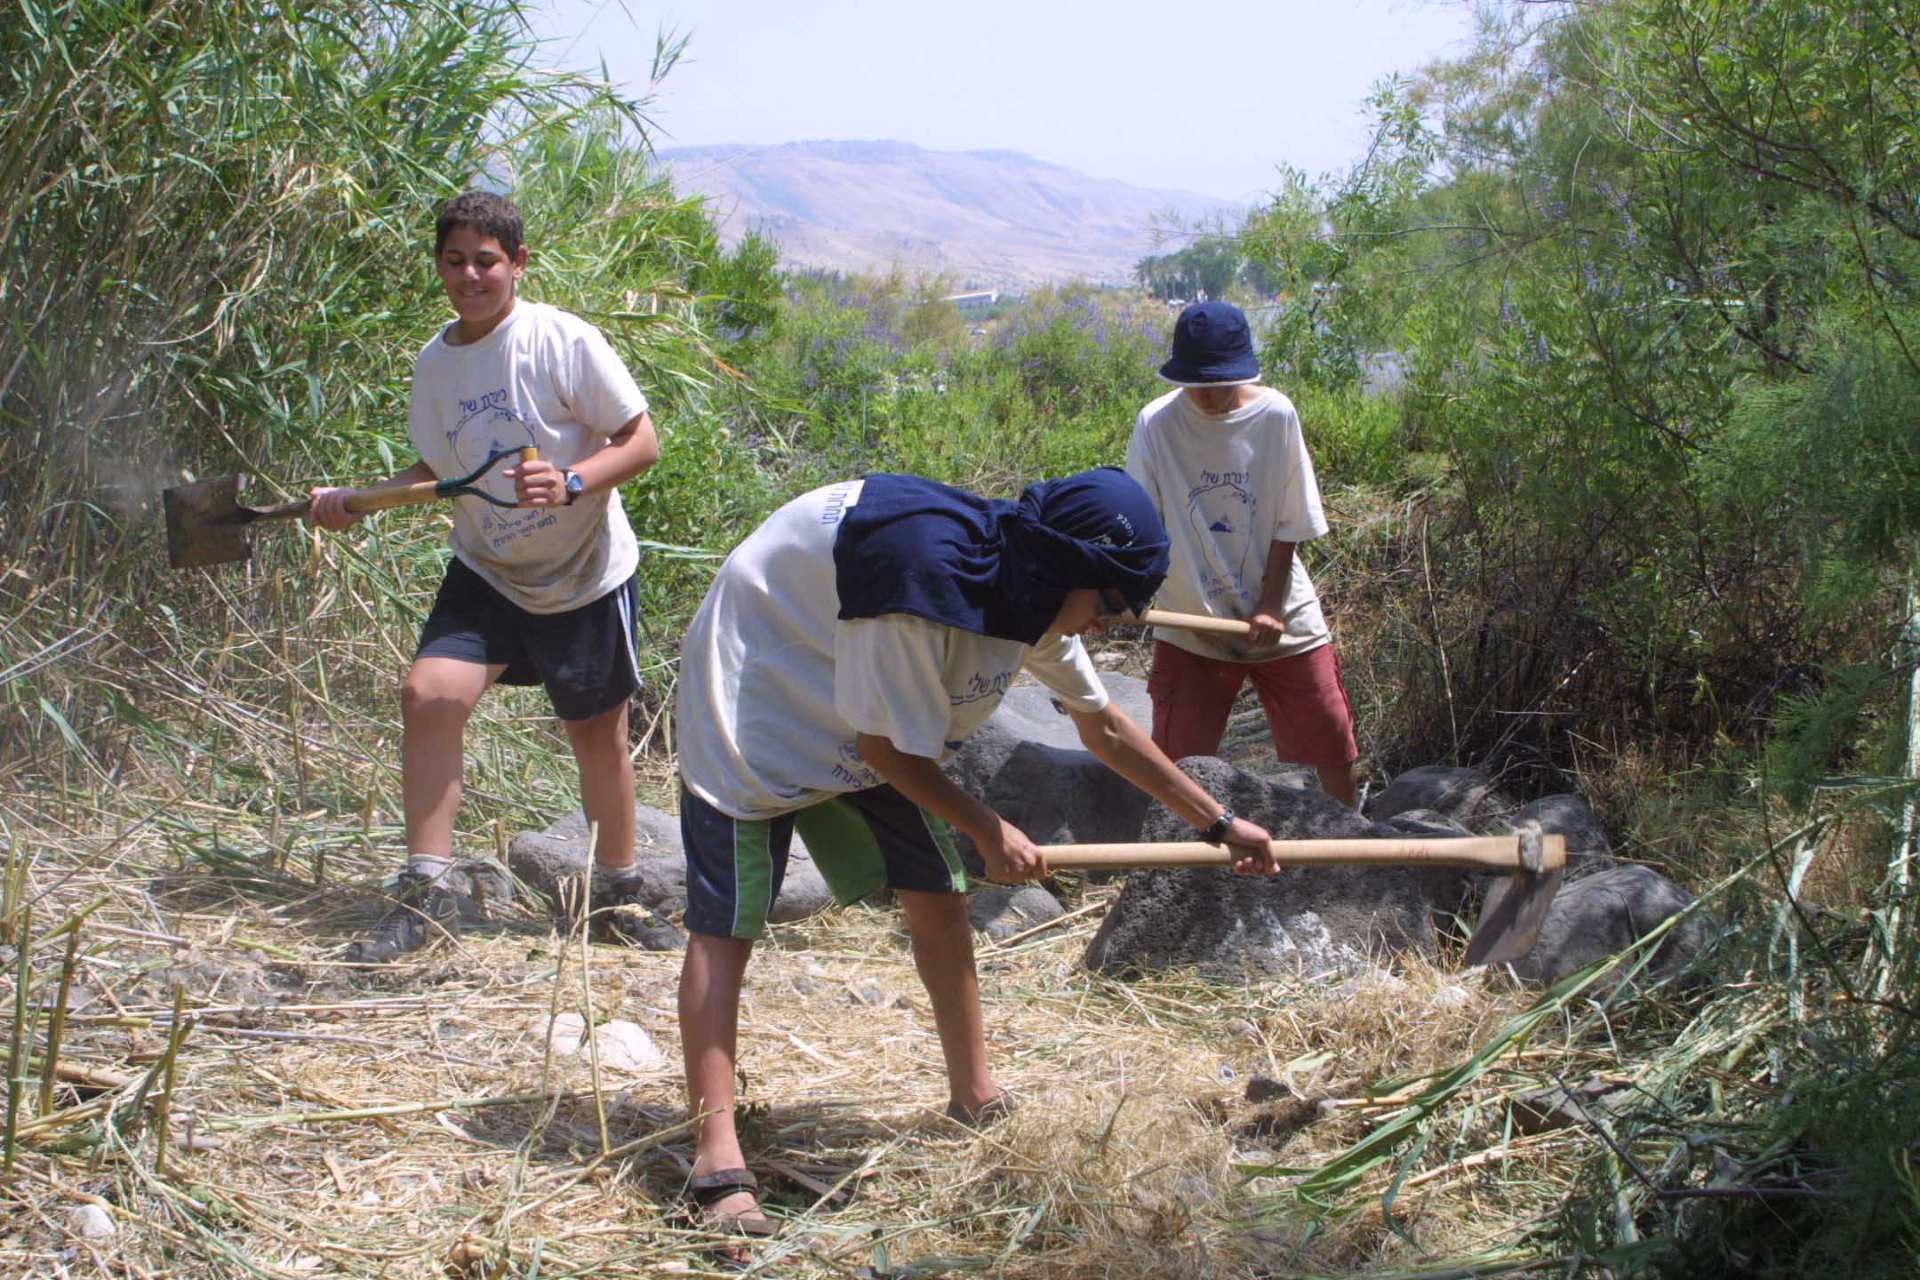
[407,854,455,882]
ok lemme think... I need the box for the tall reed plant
[0,0,774,839]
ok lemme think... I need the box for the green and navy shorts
[678,783,968,939]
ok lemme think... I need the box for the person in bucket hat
[1125,301,1362,806]
[1158,299,1262,387]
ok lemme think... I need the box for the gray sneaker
[589,872,685,950]
[346,869,467,963]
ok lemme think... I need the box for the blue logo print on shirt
[447,388,542,551]
[1186,470,1257,605]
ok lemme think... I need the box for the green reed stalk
[4,903,30,1175]
[35,926,80,1116]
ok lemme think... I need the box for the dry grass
[0,533,1676,1279]
[0,770,1610,1280]
[5,499,1892,1278]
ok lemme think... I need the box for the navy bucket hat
[1158,300,1259,386]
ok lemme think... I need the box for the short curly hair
[434,191,523,258]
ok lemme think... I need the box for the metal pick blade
[1464,865,1564,967]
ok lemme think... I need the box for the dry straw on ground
[1,535,1714,1278]
[0,793,1601,1279]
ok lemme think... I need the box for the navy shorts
[416,558,641,722]
[679,783,968,939]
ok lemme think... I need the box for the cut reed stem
[4,902,30,1174]
[151,985,190,1177]
[35,926,80,1115]
[580,821,610,1158]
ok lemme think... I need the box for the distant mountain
[657,140,1242,289]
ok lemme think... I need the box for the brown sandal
[689,1169,780,1238]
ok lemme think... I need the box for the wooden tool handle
[1041,834,1567,872]
[342,480,445,515]
[340,446,539,515]
[1135,608,1253,637]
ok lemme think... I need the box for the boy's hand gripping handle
[340,445,539,515]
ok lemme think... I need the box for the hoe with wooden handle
[1043,832,1565,966]
[1096,607,1561,964]
[163,446,540,569]
[1128,607,1259,637]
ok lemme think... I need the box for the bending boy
[1125,301,1360,806]
[672,467,1277,1234]
[309,191,673,961]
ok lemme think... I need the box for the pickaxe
[1096,606,1565,965]
[1042,832,1566,966]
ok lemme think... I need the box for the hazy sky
[532,1,1479,202]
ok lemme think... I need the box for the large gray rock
[973,742,1151,850]
[943,676,1156,865]
[960,675,1154,756]
[1366,765,1520,830]
[968,884,1065,941]
[942,674,1317,862]
[508,804,833,924]
[1504,864,1707,987]
[1084,758,1473,980]
[1382,808,1474,837]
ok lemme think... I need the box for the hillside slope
[658,139,1241,287]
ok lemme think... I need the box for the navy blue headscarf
[833,468,1170,646]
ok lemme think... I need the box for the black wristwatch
[562,469,585,505]
[1201,807,1234,845]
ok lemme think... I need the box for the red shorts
[1147,640,1358,767]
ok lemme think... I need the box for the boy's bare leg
[1315,761,1359,809]
[562,699,635,872]
[400,657,503,855]
[895,888,1000,1115]
[679,932,769,1223]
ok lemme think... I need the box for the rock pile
[510,675,1707,986]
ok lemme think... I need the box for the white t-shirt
[1124,386,1331,662]
[408,301,649,614]
[676,479,1111,820]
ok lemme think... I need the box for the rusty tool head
[1463,830,1566,966]
[162,473,307,569]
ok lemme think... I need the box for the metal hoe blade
[1462,830,1563,966]
[163,474,257,569]
[162,473,313,568]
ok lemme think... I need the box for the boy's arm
[306,459,436,531]
[854,733,1047,884]
[1247,539,1296,646]
[510,410,660,507]
[1248,401,1326,643]
[1122,421,1161,508]
[1066,702,1279,874]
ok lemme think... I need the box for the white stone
[68,1204,115,1240]
[544,1011,587,1056]
[590,1020,664,1072]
